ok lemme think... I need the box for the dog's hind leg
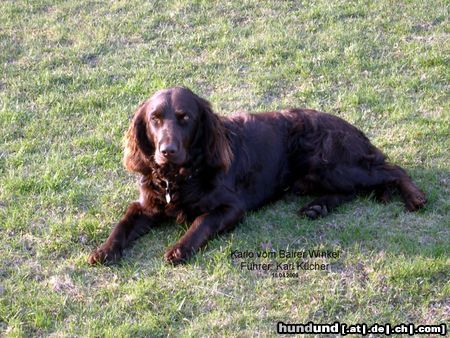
[297,163,426,219]
[298,193,356,219]
[366,163,426,211]
[386,164,427,211]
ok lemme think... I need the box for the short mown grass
[0,0,449,336]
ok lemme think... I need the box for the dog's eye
[151,115,160,123]
[177,113,190,122]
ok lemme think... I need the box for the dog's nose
[160,143,178,157]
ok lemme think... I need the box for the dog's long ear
[123,101,155,174]
[196,95,233,172]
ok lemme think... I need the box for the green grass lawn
[1,0,449,336]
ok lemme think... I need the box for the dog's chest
[141,172,206,210]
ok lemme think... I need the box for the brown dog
[88,87,426,265]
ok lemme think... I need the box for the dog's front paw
[298,204,328,220]
[164,243,190,265]
[87,244,122,265]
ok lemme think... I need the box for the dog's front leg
[88,202,161,265]
[164,205,244,265]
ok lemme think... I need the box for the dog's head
[123,87,232,174]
